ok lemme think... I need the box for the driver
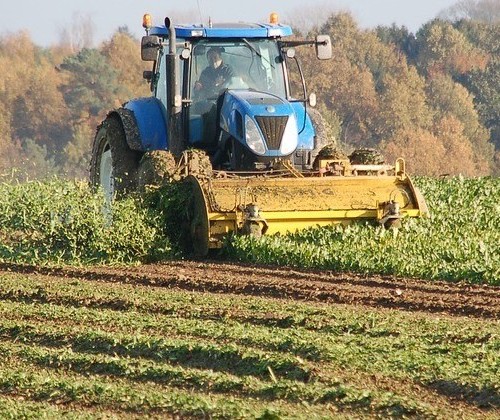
[194,47,234,95]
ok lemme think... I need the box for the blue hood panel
[291,102,315,150]
[220,90,315,154]
[224,90,294,117]
[220,90,297,157]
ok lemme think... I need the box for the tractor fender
[103,108,143,151]
[118,97,168,151]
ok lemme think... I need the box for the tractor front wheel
[90,116,142,200]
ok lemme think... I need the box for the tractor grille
[255,116,288,150]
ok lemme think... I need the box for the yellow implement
[187,158,428,256]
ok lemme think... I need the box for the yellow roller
[186,158,428,256]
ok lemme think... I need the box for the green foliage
[451,20,500,153]
[101,30,150,101]
[60,48,125,119]
[0,177,498,285]
[0,272,498,417]
[375,24,417,61]
[0,179,172,265]
[225,177,500,285]
[415,19,488,77]
[142,182,193,254]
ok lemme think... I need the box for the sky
[1,0,461,46]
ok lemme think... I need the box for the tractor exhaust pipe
[164,17,184,156]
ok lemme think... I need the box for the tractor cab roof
[149,22,293,39]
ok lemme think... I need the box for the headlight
[245,115,266,155]
[280,115,298,155]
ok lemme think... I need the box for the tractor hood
[220,89,298,157]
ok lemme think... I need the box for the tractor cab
[141,16,332,170]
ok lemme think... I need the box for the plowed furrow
[0,261,498,319]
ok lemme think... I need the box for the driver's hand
[194,81,202,91]
[214,76,224,87]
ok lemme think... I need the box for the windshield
[191,39,286,98]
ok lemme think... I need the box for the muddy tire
[90,116,142,199]
[137,150,178,191]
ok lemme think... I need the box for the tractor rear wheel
[90,116,142,200]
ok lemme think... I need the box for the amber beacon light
[269,12,279,24]
[143,13,153,33]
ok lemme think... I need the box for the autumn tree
[101,28,150,101]
[434,115,484,175]
[454,20,500,153]
[375,24,418,62]
[374,68,433,142]
[415,20,488,77]
[299,13,381,147]
[60,48,125,123]
[426,73,493,168]
[0,32,71,175]
[381,116,482,177]
[381,128,446,176]
[1,10,498,178]
[303,13,436,149]
[10,60,71,153]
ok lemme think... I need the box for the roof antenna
[196,0,204,25]
[208,17,212,28]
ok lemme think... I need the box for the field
[0,262,498,419]
[0,176,499,418]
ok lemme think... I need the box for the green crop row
[2,292,499,392]
[0,273,498,416]
[0,176,498,283]
[0,179,177,265]
[225,177,500,285]
[1,272,499,417]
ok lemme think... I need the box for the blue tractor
[90,14,428,256]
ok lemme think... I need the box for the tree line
[0,9,498,179]
[0,27,148,180]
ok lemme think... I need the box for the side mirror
[141,36,161,61]
[315,35,332,60]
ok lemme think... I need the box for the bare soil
[1,260,498,319]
